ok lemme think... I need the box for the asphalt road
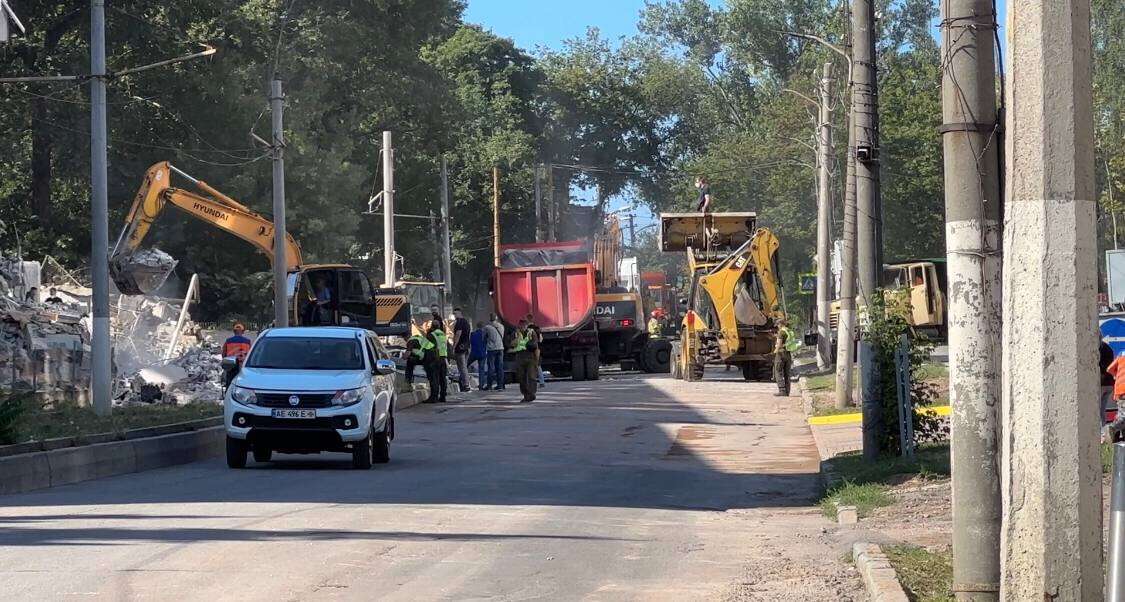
[0,370,860,601]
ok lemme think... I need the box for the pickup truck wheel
[226,437,248,469]
[352,428,374,470]
[252,446,273,463]
[373,427,391,464]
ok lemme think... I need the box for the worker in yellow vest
[510,319,539,402]
[405,330,433,386]
[773,318,798,396]
[427,319,449,403]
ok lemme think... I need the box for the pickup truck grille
[256,393,334,408]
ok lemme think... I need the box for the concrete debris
[116,343,224,407]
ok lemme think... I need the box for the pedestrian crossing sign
[797,273,816,296]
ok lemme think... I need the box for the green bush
[865,291,947,455]
[0,392,32,444]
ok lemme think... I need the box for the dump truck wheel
[571,352,587,381]
[642,339,672,373]
[740,362,754,381]
[584,352,600,380]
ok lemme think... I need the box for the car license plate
[271,409,316,419]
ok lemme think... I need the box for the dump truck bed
[494,241,596,332]
[659,212,758,253]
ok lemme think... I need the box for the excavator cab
[287,267,411,336]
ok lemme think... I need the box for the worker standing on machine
[773,318,797,396]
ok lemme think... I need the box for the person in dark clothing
[695,176,712,212]
[44,288,64,305]
[451,308,472,392]
[511,319,539,402]
[469,321,487,389]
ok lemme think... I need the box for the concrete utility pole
[440,157,452,312]
[1001,1,1101,598]
[382,131,395,288]
[90,0,111,416]
[940,1,1002,598]
[534,164,543,243]
[269,79,288,328]
[627,212,636,249]
[851,0,882,450]
[851,0,880,303]
[492,167,501,267]
[816,61,835,372]
[834,115,858,409]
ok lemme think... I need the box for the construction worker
[1105,350,1125,442]
[221,323,253,388]
[772,318,798,396]
[695,176,712,212]
[428,319,449,403]
[525,313,545,388]
[648,310,664,337]
[511,319,539,402]
[405,325,433,386]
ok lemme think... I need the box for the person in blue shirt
[468,321,487,390]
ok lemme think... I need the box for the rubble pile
[0,255,91,399]
[115,342,224,407]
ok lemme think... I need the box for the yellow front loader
[660,212,785,382]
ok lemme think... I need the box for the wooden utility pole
[1001,1,1101,597]
[940,1,1002,598]
[492,166,501,267]
[440,157,452,312]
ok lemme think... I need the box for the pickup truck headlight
[331,386,370,407]
[231,386,257,405]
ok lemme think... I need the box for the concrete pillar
[1001,1,1101,598]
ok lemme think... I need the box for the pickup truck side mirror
[375,359,397,376]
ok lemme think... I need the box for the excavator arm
[697,227,783,357]
[111,162,302,294]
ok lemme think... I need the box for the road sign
[798,272,816,296]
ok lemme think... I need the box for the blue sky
[462,1,1008,231]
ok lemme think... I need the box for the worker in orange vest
[222,323,253,388]
[1104,349,1125,442]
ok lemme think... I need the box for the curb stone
[852,542,910,601]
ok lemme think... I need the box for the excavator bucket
[659,212,757,254]
[110,248,178,295]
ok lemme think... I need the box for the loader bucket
[659,212,758,253]
[110,249,178,295]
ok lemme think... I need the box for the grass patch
[825,443,950,486]
[805,372,842,391]
[819,444,950,519]
[1104,442,1116,475]
[820,481,894,519]
[914,363,948,382]
[884,545,954,602]
[1,393,220,445]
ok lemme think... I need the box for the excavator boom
[111,162,302,294]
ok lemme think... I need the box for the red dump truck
[492,240,601,380]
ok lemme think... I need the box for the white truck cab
[223,327,397,469]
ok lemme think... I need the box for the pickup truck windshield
[246,337,364,370]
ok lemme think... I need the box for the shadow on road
[1,371,822,518]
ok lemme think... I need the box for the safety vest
[1109,355,1125,399]
[512,331,530,353]
[222,335,252,363]
[648,317,663,336]
[408,334,432,359]
[781,326,801,353]
[431,329,449,358]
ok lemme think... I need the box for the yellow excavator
[110,161,411,335]
[661,212,785,382]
